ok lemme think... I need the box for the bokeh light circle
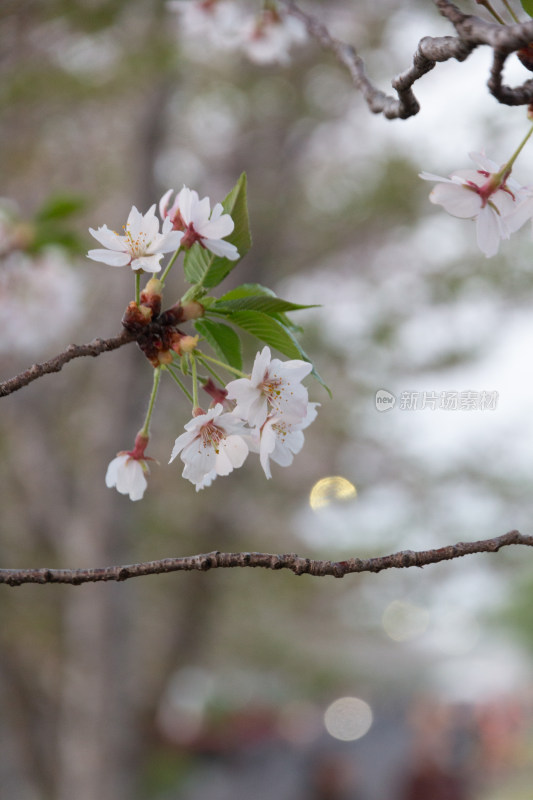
[323,696,373,741]
[309,476,357,511]
[382,600,430,642]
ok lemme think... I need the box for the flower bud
[140,277,162,317]
[202,377,229,406]
[181,301,205,321]
[122,301,152,333]
[159,303,184,326]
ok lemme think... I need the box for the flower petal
[87,249,131,267]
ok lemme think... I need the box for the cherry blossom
[169,404,249,491]
[254,402,320,479]
[105,454,149,501]
[0,248,82,354]
[241,9,307,66]
[420,152,533,257]
[88,205,182,272]
[167,0,244,52]
[225,346,312,429]
[159,186,239,260]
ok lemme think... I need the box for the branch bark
[1,529,530,586]
[282,0,533,119]
[0,330,136,398]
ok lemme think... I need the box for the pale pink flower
[159,186,239,260]
[169,404,249,490]
[0,248,83,354]
[105,454,149,501]
[225,346,312,428]
[88,205,182,272]
[420,152,533,257]
[241,9,306,65]
[254,402,319,479]
[168,0,244,51]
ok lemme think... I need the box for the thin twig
[0,330,136,398]
[1,530,530,586]
[281,0,533,119]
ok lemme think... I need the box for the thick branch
[282,0,533,119]
[0,330,136,398]
[1,530,531,586]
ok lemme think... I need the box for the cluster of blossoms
[170,346,317,490]
[107,347,318,500]
[420,148,533,258]
[88,185,238,272]
[88,179,319,501]
[168,0,306,65]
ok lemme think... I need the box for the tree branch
[282,0,533,119]
[1,530,530,587]
[0,330,136,398]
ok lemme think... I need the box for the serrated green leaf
[229,310,330,395]
[218,283,276,301]
[212,295,318,314]
[521,0,533,17]
[184,173,252,290]
[195,319,242,371]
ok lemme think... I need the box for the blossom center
[465,168,514,209]
[124,225,151,256]
[200,421,225,454]
[180,223,204,250]
[261,374,283,405]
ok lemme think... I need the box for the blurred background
[2,1,533,798]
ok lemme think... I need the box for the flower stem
[140,366,162,437]
[196,354,227,386]
[160,246,182,285]
[475,0,505,23]
[164,364,193,403]
[191,354,199,409]
[498,123,533,179]
[199,351,249,378]
[500,0,519,23]
[135,272,141,305]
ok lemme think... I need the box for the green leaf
[229,310,330,395]
[35,194,85,222]
[195,319,242,371]
[215,284,314,331]
[218,283,276,301]
[184,173,252,290]
[212,295,318,315]
[521,0,533,17]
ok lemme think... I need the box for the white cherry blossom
[225,346,312,429]
[241,9,306,66]
[88,205,182,272]
[105,454,148,501]
[159,186,239,260]
[167,0,244,52]
[420,152,533,258]
[254,402,319,479]
[0,248,83,354]
[169,404,249,491]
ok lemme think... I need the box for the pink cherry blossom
[159,186,239,260]
[169,404,249,491]
[88,205,182,272]
[225,346,312,428]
